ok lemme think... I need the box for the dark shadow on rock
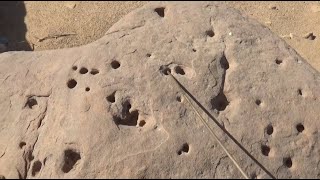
[0,1,32,51]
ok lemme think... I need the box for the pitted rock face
[0,2,319,179]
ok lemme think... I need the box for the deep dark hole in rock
[206,30,215,37]
[90,68,99,75]
[178,143,189,155]
[296,123,304,133]
[159,65,171,75]
[85,87,90,92]
[176,96,182,102]
[250,173,257,179]
[175,66,185,75]
[19,142,26,149]
[139,120,146,127]
[220,54,229,70]
[62,149,81,173]
[111,60,121,69]
[106,91,116,103]
[261,145,271,156]
[283,157,293,168]
[146,53,151,57]
[67,79,77,89]
[211,92,229,111]
[72,66,77,71]
[275,59,283,65]
[31,160,42,176]
[255,99,262,106]
[266,124,274,135]
[79,67,88,74]
[154,7,165,17]
[113,110,139,127]
[26,98,37,109]
[298,89,303,96]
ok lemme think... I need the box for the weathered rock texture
[0,1,319,179]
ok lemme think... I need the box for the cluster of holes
[68,66,100,91]
[263,123,304,168]
[26,97,38,109]
[177,143,189,155]
[31,160,42,176]
[154,7,165,17]
[62,149,81,173]
[159,65,187,76]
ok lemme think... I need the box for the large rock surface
[0,1,319,179]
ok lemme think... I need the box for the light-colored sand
[20,1,320,71]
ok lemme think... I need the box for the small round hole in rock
[159,65,171,75]
[26,98,38,109]
[31,160,42,176]
[72,66,77,71]
[85,87,90,92]
[206,30,215,37]
[283,157,293,168]
[275,59,283,65]
[175,66,185,75]
[297,89,302,96]
[90,69,99,75]
[255,99,262,106]
[261,145,271,156]
[154,7,165,17]
[67,79,77,89]
[139,120,146,127]
[146,53,151,57]
[111,61,120,69]
[79,67,88,74]
[266,124,274,135]
[296,123,304,133]
[192,48,197,52]
[19,142,26,149]
[176,96,182,102]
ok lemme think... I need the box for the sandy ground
[1,1,319,71]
